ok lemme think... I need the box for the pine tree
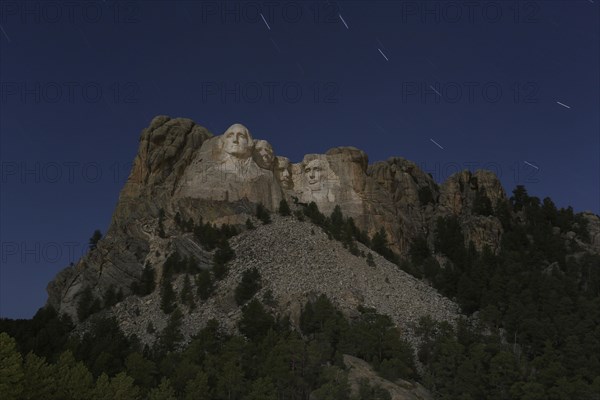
[180,275,195,310]
[234,268,262,305]
[132,263,156,296]
[238,300,275,341]
[278,199,291,216]
[246,377,277,400]
[89,229,102,250]
[54,351,94,400]
[217,360,246,400]
[159,308,183,352]
[148,377,177,400]
[0,333,24,400]
[366,252,376,267]
[109,372,141,400]
[184,371,210,400]
[125,352,157,389]
[21,352,55,400]
[195,269,214,300]
[77,286,101,322]
[160,279,176,314]
[256,202,272,224]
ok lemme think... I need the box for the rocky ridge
[109,215,459,348]
[46,115,600,329]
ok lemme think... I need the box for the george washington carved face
[304,159,326,190]
[222,123,253,159]
[275,156,293,189]
[253,140,275,169]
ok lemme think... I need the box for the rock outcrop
[46,116,595,326]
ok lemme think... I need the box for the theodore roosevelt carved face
[222,123,253,159]
[275,156,293,189]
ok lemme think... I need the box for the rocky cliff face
[46,116,600,325]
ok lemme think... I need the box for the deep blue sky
[1,0,598,319]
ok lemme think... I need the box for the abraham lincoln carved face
[304,159,326,190]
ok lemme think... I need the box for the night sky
[1,0,598,319]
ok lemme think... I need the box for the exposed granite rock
[108,216,459,349]
[344,354,433,400]
[46,116,596,325]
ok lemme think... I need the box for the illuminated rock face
[48,116,553,321]
[176,123,282,209]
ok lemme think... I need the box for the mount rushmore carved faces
[253,140,275,170]
[304,159,326,191]
[222,123,254,159]
[275,156,293,189]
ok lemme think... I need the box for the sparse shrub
[418,186,434,206]
[278,199,291,216]
[235,268,262,306]
[195,269,214,300]
[256,203,271,224]
[366,253,376,267]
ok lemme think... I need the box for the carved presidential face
[222,123,253,159]
[304,159,325,190]
[275,156,293,189]
[254,140,274,169]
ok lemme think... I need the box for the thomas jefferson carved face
[304,159,325,190]
[275,156,293,189]
[254,140,274,169]
[222,123,253,159]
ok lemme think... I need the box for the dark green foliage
[73,317,133,377]
[413,186,600,399]
[434,215,466,265]
[180,275,195,310]
[76,286,101,322]
[212,239,234,281]
[157,209,166,238]
[157,308,183,353]
[262,289,277,307]
[131,264,156,296]
[278,199,291,216]
[408,236,430,266]
[418,186,434,206]
[159,279,176,315]
[3,295,419,399]
[358,378,392,400]
[103,285,123,308]
[213,240,234,266]
[303,201,326,226]
[3,185,598,400]
[256,202,271,224]
[473,188,493,216]
[238,300,275,341]
[294,209,305,221]
[195,269,214,300]
[213,263,228,281]
[162,252,199,280]
[510,185,529,212]
[234,268,262,305]
[329,205,344,238]
[366,252,376,267]
[345,306,416,381]
[193,217,237,251]
[370,228,398,264]
[88,229,102,250]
